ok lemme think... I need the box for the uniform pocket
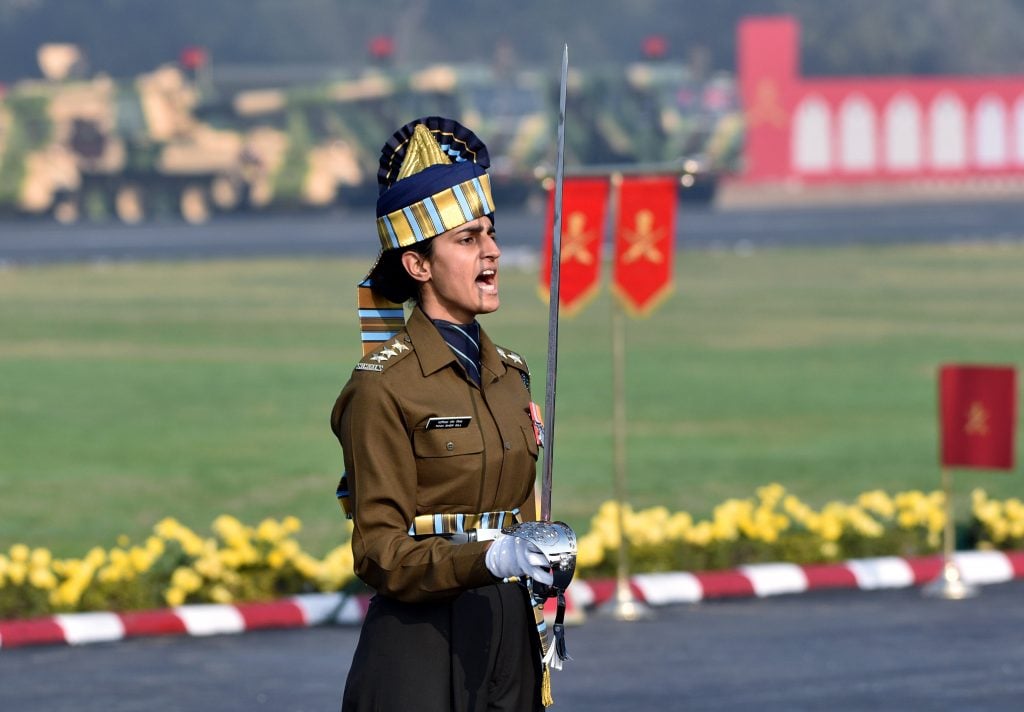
[412,427,484,458]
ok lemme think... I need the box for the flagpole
[601,171,651,621]
[923,467,977,599]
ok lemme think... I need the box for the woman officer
[331,116,554,711]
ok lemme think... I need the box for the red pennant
[612,176,677,315]
[939,365,1017,470]
[179,46,209,70]
[539,177,609,315]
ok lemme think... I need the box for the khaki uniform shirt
[332,306,538,603]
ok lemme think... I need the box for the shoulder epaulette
[354,334,414,373]
[495,345,529,373]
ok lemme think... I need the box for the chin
[479,296,500,314]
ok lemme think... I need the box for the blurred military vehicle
[0,43,256,224]
[200,61,554,209]
[0,46,548,222]
[205,56,739,210]
[0,40,741,224]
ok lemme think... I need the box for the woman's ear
[401,250,431,283]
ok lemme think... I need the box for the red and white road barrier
[4,550,1023,650]
[568,550,1024,609]
[0,594,368,650]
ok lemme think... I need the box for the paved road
[3,580,1023,711]
[2,199,1024,265]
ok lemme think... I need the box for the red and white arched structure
[738,16,1024,183]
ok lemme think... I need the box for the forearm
[353,533,494,601]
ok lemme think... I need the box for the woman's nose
[483,234,501,259]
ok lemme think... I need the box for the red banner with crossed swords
[539,177,610,315]
[611,176,677,316]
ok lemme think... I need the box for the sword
[500,48,576,672]
[504,44,576,610]
[541,44,568,524]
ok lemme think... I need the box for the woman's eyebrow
[454,223,488,237]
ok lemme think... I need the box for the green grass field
[2,241,1023,556]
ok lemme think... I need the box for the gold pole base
[598,581,654,621]
[922,560,978,600]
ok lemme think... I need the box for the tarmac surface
[3,580,1023,711]
[3,199,1024,265]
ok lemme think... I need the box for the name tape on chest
[425,416,473,430]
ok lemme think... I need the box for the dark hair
[367,239,435,304]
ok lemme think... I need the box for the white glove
[485,531,553,585]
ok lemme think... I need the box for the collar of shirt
[406,307,504,385]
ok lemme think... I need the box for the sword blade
[541,44,568,523]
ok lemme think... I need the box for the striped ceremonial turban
[357,117,495,355]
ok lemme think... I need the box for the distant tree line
[2,0,1024,82]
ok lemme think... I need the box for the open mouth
[476,268,498,294]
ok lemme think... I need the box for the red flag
[539,177,609,315]
[179,46,208,71]
[939,365,1017,470]
[612,176,677,315]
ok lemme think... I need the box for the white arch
[884,93,922,171]
[974,95,1007,168]
[792,96,831,173]
[1013,95,1024,165]
[929,93,966,170]
[838,94,876,172]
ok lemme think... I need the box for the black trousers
[341,582,543,712]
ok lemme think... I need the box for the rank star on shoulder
[390,340,409,353]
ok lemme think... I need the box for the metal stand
[922,468,977,600]
[923,560,977,600]
[603,574,653,621]
[599,287,652,621]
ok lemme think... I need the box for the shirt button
[446,441,454,451]
[504,441,512,450]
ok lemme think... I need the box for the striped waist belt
[336,472,520,538]
[408,508,521,540]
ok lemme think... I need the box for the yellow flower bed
[0,515,356,619]
[0,486,1020,620]
[574,485,1015,578]
[971,490,1024,547]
